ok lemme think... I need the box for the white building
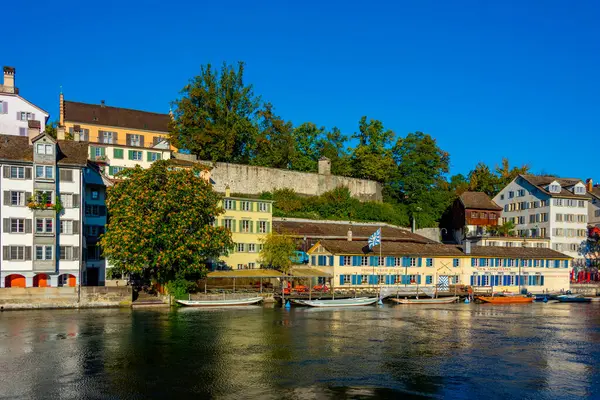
[0,66,49,137]
[0,128,94,287]
[586,179,600,228]
[493,175,590,265]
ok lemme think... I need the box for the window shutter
[16,111,20,120]
[25,219,32,233]
[339,256,344,265]
[2,246,9,260]
[147,152,152,162]
[417,275,422,284]
[139,135,145,147]
[73,222,79,234]
[73,246,79,260]
[3,191,9,205]
[339,275,345,286]
[2,101,7,113]
[3,218,9,232]
[351,275,357,285]
[109,166,114,175]
[126,134,132,146]
[369,256,376,266]
[238,220,242,232]
[25,192,31,203]
[128,150,134,160]
[99,206,106,216]
[417,258,422,267]
[25,167,32,179]
[266,221,271,233]
[2,166,8,178]
[249,221,253,233]
[328,256,333,266]
[100,147,106,156]
[72,194,80,207]
[32,113,35,120]
[25,246,32,260]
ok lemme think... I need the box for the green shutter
[114,149,123,159]
[89,146,95,159]
[233,200,237,210]
[100,147,106,156]
[231,219,236,232]
[128,150,134,160]
[249,221,254,233]
[239,220,243,232]
[108,166,114,175]
[147,152,152,162]
[266,221,271,233]
[157,153,161,160]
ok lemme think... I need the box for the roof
[459,192,502,210]
[289,267,332,277]
[0,134,89,166]
[207,269,285,278]
[273,218,434,243]
[63,100,170,132]
[590,186,600,200]
[167,158,212,170]
[315,239,571,259]
[520,174,590,199]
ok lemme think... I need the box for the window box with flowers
[27,191,64,214]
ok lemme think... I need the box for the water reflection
[0,304,599,399]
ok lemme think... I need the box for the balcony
[89,154,110,163]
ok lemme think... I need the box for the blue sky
[4,0,599,179]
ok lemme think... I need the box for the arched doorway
[33,274,50,287]
[4,274,26,288]
[59,274,76,287]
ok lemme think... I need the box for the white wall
[0,94,49,136]
[589,196,600,226]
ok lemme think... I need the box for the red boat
[478,296,534,304]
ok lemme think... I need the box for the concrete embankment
[0,287,132,310]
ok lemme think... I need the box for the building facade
[0,67,49,137]
[471,236,551,248]
[216,188,273,269]
[587,179,600,228]
[447,191,502,243]
[0,131,89,287]
[493,175,589,263]
[307,240,571,293]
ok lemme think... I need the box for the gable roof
[0,134,88,166]
[63,100,170,132]
[315,239,571,259]
[273,218,434,244]
[590,186,600,200]
[459,192,502,210]
[519,174,589,200]
[0,92,49,115]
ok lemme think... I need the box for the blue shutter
[339,256,344,266]
[479,258,485,266]
[352,256,360,266]
[385,275,391,285]
[351,275,357,285]
[340,275,345,285]
[328,256,334,266]
[471,258,476,267]
[311,256,316,266]
[417,275,422,284]
[470,276,474,285]
[418,258,422,267]
[503,275,508,285]
[368,275,376,285]
[369,256,377,266]
[540,276,544,286]
[386,257,393,267]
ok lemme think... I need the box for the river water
[0,303,599,399]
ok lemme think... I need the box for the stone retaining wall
[0,286,132,310]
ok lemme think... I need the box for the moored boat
[299,297,379,307]
[390,296,459,305]
[478,295,534,304]
[556,295,592,303]
[176,297,263,307]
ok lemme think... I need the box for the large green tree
[318,127,353,176]
[169,62,260,163]
[290,122,324,172]
[100,161,234,284]
[350,116,396,182]
[252,103,295,168]
[259,233,297,273]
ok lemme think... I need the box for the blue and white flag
[368,228,381,249]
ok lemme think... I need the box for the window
[517,189,525,197]
[237,243,245,252]
[10,218,25,233]
[87,225,100,236]
[490,213,497,220]
[87,245,102,260]
[9,166,25,179]
[377,274,385,284]
[426,258,433,267]
[577,215,587,223]
[471,212,477,218]
[578,200,585,208]
[109,166,125,175]
[241,201,251,211]
[258,221,268,233]
[241,220,250,233]
[224,199,234,210]
[343,256,351,266]
[19,112,34,121]
[555,214,563,222]
[36,191,53,204]
[60,246,72,260]
[481,212,487,219]
[550,184,560,193]
[10,191,25,206]
[147,152,161,162]
[258,202,268,212]
[554,199,563,206]
[129,150,143,161]
[596,210,600,218]
[518,216,525,224]
[35,166,54,179]
[9,246,25,260]
[85,205,105,216]
[91,190,99,200]
[60,193,73,208]
[343,275,351,284]
[500,194,504,200]
[35,245,53,260]
[60,220,74,234]
[410,258,416,267]
[378,257,385,266]
[100,131,115,144]
[529,215,536,223]
[361,275,368,284]
[509,191,514,198]
[35,218,53,233]
[69,127,90,141]
[393,257,401,267]
[575,186,585,194]
[361,256,368,266]
[36,143,54,155]
[224,219,233,230]
[247,244,256,253]
[113,149,124,159]
[129,134,142,147]
[0,100,5,114]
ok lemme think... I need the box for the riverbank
[0,287,132,310]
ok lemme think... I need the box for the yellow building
[58,95,175,177]
[217,188,273,269]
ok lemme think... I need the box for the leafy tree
[468,162,498,196]
[487,221,516,237]
[259,233,297,273]
[45,120,58,139]
[495,158,529,188]
[318,127,353,176]
[449,174,470,196]
[350,116,396,182]
[252,103,295,168]
[290,122,324,172]
[100,161,234,285]
[170,62,260,163]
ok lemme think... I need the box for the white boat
[298,297,379,307]
[176,297,263,307]
[390,296,459,305]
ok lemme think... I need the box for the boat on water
[295,297,379,307]
[478,295,534,304]
[556,295,592,303]
[390,296,459,305]
[176,297,263,307]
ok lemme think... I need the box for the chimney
[318,156,331,175]
[59,92,64,126]
[73,125,81,142]
[27,120,41,145]
[465,240,471,255]
[2,66,15,92]
[586,178,593,192]
[100,100,105,108]
[225,185,231,198]
[347,227,353,242]
[57,126,65,140]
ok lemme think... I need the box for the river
[0,303,599,399]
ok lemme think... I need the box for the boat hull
[478,296,534,304]
[391,296,459,304]
[556,296,592,303]
[300,297,379,307]
[176,297,263,307]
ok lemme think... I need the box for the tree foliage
[100,161,234,284]
[468,158,529,197]
[259,233,297,273]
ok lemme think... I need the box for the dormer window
[36,143,53,155]
[549,184,561,193]
[574,185,585,194]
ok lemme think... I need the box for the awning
[289,267,332,278]
[207,269,286,278]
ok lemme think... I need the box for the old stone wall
[206,161,383,201]
[0,286,132,310]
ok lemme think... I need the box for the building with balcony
[59,96,174,178]
[0,66,49,137]
[0,129,89,287]
[446,191,502,243]
[493,175,590,264]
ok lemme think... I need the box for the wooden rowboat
[390,296,459,305]
[478,296,533,304]
[556,295,592,303]
[298,297,379,307]
[176,297,263,307]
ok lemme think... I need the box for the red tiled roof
[459,192,502,210]
[0,135,88,166]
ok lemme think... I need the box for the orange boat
[478,296,534,304]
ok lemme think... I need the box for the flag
[368,228,381,249]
